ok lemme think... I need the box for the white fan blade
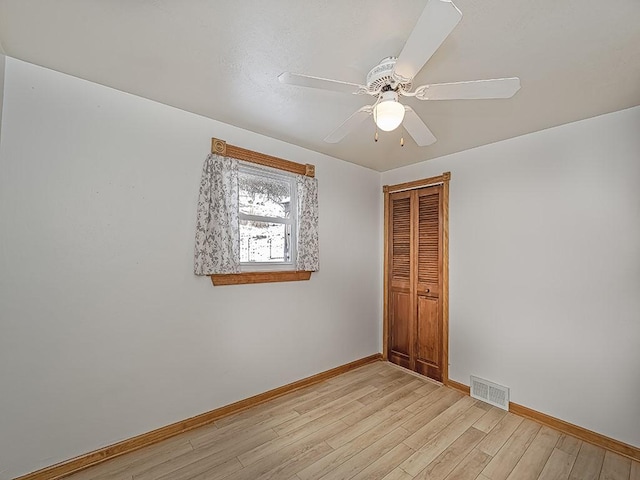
[279,72,367,95]
[393,0,462,83]
[403,106,437,146]
[324,106,373,143]
[414,77,521,100]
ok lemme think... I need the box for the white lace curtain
[194,154,240,275]
[296,175,319,271]
[194,153,319,275]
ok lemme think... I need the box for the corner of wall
[0,59,387,477]
[377,174,385,353]
[0,53,5,143]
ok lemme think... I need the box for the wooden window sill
[210,270,312,286]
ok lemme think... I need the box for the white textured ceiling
[0,0,638,171]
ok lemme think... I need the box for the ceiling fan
[278,0,520,146]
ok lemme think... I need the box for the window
[238,165,297,271]
[195,138,318,286]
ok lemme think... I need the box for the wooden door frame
[383,172,451,384]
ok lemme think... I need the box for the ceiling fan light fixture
[373,91,405,132]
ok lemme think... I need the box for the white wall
[1,56,636,478]
[382,106,640,448]
[0,53,5,141]
[0,58,382,479]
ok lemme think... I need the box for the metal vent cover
[470,375,510,411]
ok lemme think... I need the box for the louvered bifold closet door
[388,191,412,368]
[415,185,444,381]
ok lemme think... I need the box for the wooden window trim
[209,138,316,286]
[211,270,312,286]
[211,138,315,177]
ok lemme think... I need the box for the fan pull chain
[400,136,404,147]
[374,126,379,143]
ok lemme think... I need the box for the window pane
[239,171,291,219]
[240,220,291,263]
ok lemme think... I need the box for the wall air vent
[470,375,510,411]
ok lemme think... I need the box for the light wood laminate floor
[65,362,639,480]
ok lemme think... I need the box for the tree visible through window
[238,165,297,268]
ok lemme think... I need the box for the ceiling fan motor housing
[366,57,412,95]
